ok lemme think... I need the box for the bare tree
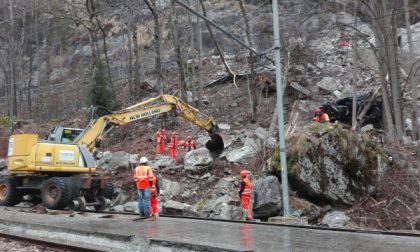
[170,0,188,101]
[238,0,257,123]
[144,0,163,94]
[351,1,358,130]
[403,0,419,140]
[8,0,17,118]
[199,0,235,82]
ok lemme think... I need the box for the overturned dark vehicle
[321,93,382,128]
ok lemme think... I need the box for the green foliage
[196,198,208,211]
[88,60,119,110]
[0,117,12,129]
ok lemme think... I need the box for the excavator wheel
[0,177,22,206]
[99,181,114,200]
[41,177,72,210]
[205,133,224,152]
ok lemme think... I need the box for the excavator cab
[47,127,83,143]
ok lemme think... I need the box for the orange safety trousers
[241,195,253,221]
[169,148,177,159]
[156,142,164,155]
[150,194,158,216]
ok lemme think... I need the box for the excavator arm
[74,95,224,153]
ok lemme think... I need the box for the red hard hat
[314,108,322,115]
[240,170,249,177]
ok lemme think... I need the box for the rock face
[252,176,282,218]
[97,151,139,170]
[287,127,382,205]
[321,211,350,228]
[184,148,213,174]
[162,200,199,217]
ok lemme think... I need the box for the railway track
[5,205,420,241]
[0,231,104,252]
[85,209,420,238]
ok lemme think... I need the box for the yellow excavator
[1,95,224,211]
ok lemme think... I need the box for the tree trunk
[9,0,17,118]
[351,2,358,130]
[382,0,403,139]
[132,11,141,95]
[370,0,396,140]
[238,0,257,123]
[196,0,203,107]
[170,0,188,102]
[404,0,419,140]
[127,8,133,93]
[199,0,234,78]
[144,0,163,94]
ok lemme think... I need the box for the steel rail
[87,210,420,238]
[0,231,104,252]
[5,206,420,239]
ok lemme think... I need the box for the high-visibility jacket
[150,175,158,195]
[185,140,196,152]
[241,178,252,197]
[133,165,153,190]
[313,113,330,123]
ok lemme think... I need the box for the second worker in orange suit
[184,136,196,152]
[239,170,253,221]
[149,172,160,216]
[155,130,165,155]
[168,132,179,159]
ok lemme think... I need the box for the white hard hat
[140,157,148,164]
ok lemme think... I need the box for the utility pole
[272,0,290,216]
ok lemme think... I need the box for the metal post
[272,0,290,216]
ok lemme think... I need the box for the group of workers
[133,155,253,220]
[133,108,327,220]
[155,129,196,159]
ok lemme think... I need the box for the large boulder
[321,211,350,228]
[184,148,213,174]
[213,177,236,197]
[199,194,246,221]
[161,178,183,199]
[286,126,382,205]
[97,151,139,170]
[225,138,261,164]
[254,127,276,148]
[162,200,199,217]
[149,156,176,170]
[317,77,341,93]
[252,176,282,218]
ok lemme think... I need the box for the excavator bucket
[205,133,224,152]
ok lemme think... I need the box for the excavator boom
[74,95,224,153]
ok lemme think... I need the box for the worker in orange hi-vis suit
[239,170,253,221]
[149,172,160,217]
[155,130,165,155]
[184,136,196,152]
[168,132,179,159]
